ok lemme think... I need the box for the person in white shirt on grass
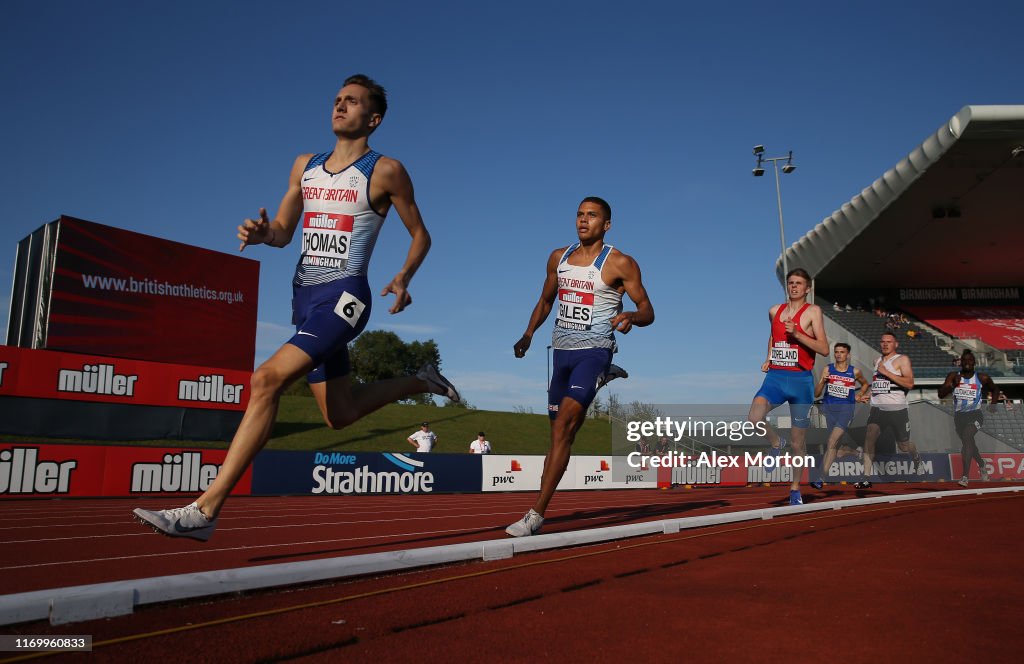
[469,432,492,454]
[407,421,437,452]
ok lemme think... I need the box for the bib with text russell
[827,374,856,399]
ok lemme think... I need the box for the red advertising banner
[949,453,1024,480]
[0,346,250,411]
[45,216,259,370]
[0,443,251,498]
[904,305,1024,350]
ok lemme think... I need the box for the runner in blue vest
[810,342,869,489]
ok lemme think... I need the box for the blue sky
[2,0,1021,412]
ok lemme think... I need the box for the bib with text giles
[301,212,353,270]
[556,279,594,331]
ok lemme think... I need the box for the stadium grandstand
[778,105,1024,452]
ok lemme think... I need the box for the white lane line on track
[0,526,486,571]
[0,494,775,535]
[0,487,772,520]
[0,493,969,572]
[0,494,837,546]
[0,491,693,518]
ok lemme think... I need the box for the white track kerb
[1,486,1020,626]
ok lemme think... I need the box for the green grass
[11,396,613,455]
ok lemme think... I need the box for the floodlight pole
[773,158,788,285]
[752,148,796,294]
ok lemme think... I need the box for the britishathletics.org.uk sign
[251,451,482,495]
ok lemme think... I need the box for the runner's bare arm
[882,356,915,390]
[981,373,1002,407]
[608,252,654,334]
[854,368,871,402]
[815,369,828,399]
[238,154,310,251]
[513,248,563,358]
[762,305,781,371]
[376,157,431,314]
[936,371,960,399]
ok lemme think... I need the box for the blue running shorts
[821,402,856,432]
[288,276,372,383]
[754,368,814,428]
[548,348,612,419]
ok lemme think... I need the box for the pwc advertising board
[10,216,258,371]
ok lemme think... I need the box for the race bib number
[953,385,978,401]
[556,288,594,331]
[301,212,353,269]
[871,378,891,395]
[827,382,851,399]
[770,343,798,365]
[334,291,366,327]
[827,374,855,399]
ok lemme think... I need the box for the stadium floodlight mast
[752,145,796,288]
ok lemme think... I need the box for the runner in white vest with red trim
[507,196,654,537]
[133,75,459,541]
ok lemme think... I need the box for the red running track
[0,483,1005,594]
[0,485,1020,662]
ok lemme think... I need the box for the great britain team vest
[293,150,386,287]
[551,243,623,351]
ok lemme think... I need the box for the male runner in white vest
[855,332,921,488]
[134,75,459,541]
[506,197,654,537]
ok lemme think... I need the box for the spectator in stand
[469,431,492,454]
[906,329,917,340]
[833,302,842,311]
[655,436,670,454]
[845,304,853,312]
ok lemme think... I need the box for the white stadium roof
[778,105,1024,288]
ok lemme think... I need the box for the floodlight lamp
[753,145,765,155]
[782,163,796,174]
[753,168,765,177]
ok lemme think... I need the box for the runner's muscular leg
[535,397,587,515]
[198,343,315,517]
[748,397,781,447]
[311,374,432,429]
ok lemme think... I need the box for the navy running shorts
[821,402,856,432]
[288,276,372,383]
[548,347,612,419]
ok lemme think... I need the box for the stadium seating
[939,404,1024,451]
[822,305,960,379]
